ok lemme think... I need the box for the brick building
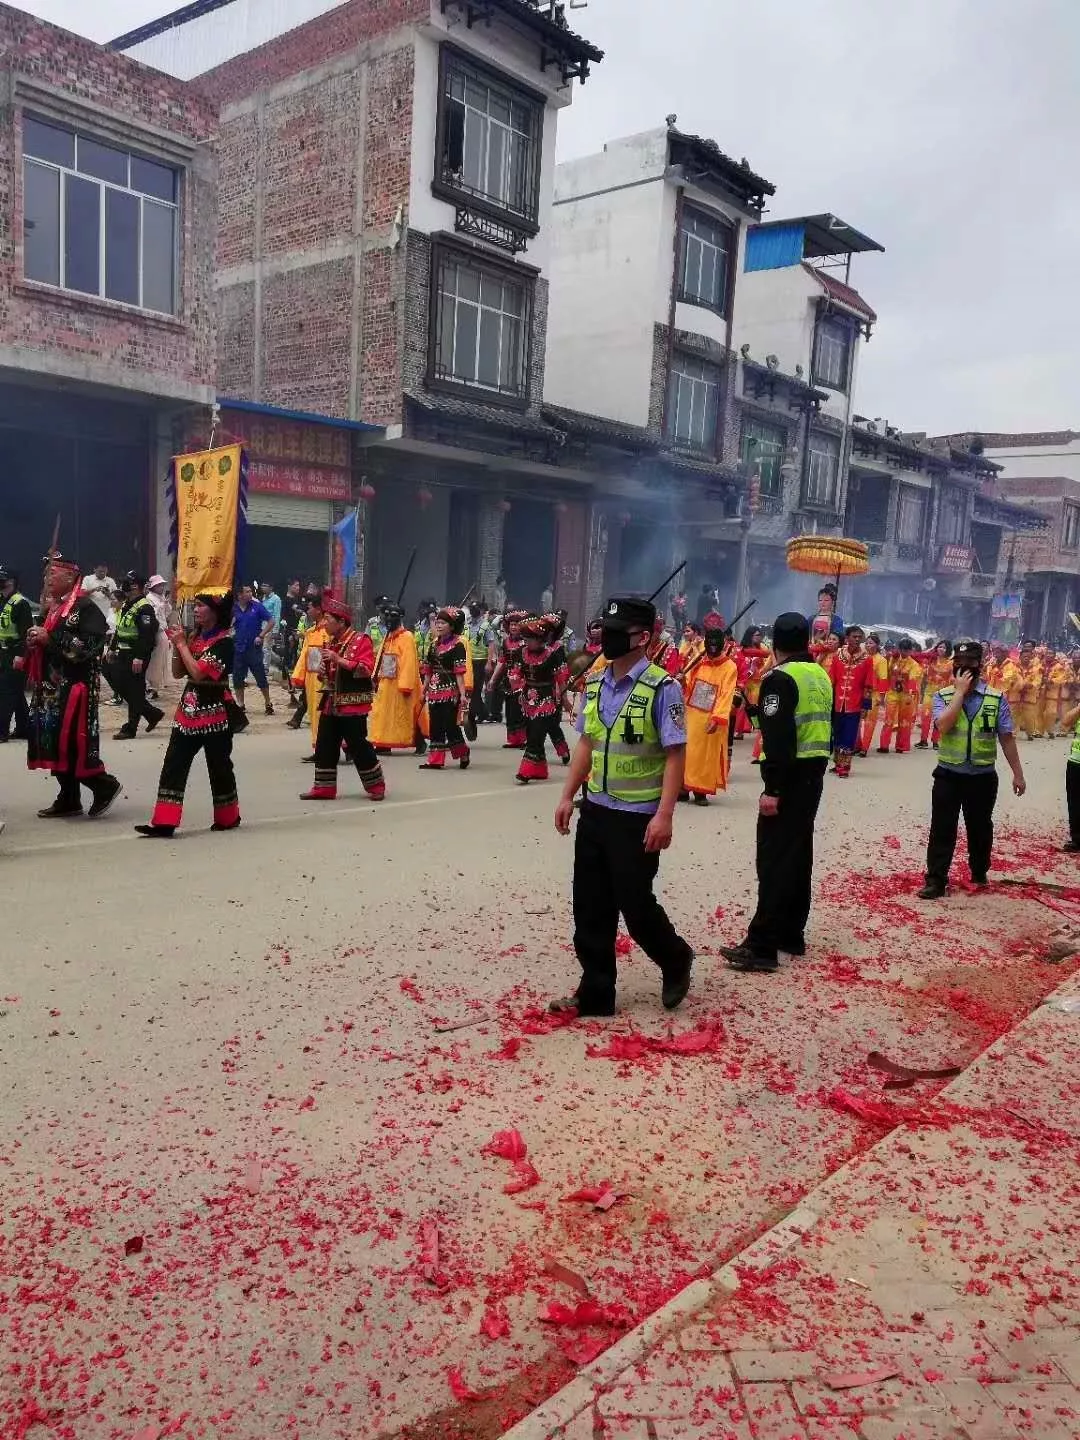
[983,475,1080,640]
[116,0,605,618]
[0,3,217,583]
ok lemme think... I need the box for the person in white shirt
[146,575,172,699]
[82,563,118,620]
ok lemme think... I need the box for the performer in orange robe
[1013,641,1043,739]
[916,641,955,747]
[1043,651,1071,737]
[680,614,738,802]
[878,640,923,753]
[736,627,770,739]
[858,632,889,755]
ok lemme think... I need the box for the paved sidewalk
[506,972,1080,1440]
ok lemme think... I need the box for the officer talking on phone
[721,612,832,973]
[918,639,1026,898]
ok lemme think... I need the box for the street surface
[1,707,1078,1440]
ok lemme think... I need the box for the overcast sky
[20,0,1080,436]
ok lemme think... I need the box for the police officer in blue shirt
[551,596,694,1017]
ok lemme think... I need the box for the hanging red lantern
[358,482,376,502]
[497,498,512,514]
[417,486,433,509]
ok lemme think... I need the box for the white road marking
[2,786,532,855]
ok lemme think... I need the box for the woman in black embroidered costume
[488,608,528,749]
[419,606,470,770]
[26,555,122,819]
[513,612,571,783]
[135,592,241,837]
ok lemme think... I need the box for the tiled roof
[492,0,604,65]
[668,127,774,210]
[405,390,555,438]
[655,448,741,483]
[805,265,877,323]
[945,430,1080,450]
[742,357,828,400]
[541,404,656,450]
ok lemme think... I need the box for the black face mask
[704,636,724,657]
[601,627,634,660]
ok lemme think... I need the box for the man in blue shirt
[551,595,694,1017]
[918,639,1026,898]
[232,584,276,715]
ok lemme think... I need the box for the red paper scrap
[503,1160,541,1195]
[586,1024,723,1061]
[447,1367,480,1402]
[562,1185,613,1205]
[827,1087,904,1126]
[482,1129,528,1161]
[480,1305,510,1340]
[614,933,633,956]
[558,1332,611,1366]
[131,1429,160,1440]
[124,1236,144,1257]
[543,1260,591,1296]
[243,1159,262,1195]
[594,1189,620,1212]
[488,1036,525,1060]
[541,1300,631,1329]
[824,1365,901,1390]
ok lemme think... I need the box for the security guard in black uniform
[721,612,832,973]
[0,566,33,741]
[108,572,165,741]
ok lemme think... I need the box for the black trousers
[469,674,488,725]
[0,665,29,737]
[504,689,525,738]
[428,698,467,756]
[1068,763,1080,841]
[524,712,569,763]
[746,769,825,959]
[572,800,692,1005]
[153,729,238,826]
[925,767,999,886]
[109,653,158,733]
[313,711,384,794]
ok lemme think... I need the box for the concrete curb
[502,966,1080,1440]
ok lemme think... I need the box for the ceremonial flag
[168,444,248,601]
[332,508,359,579]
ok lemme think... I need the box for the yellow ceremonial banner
[172,444,243,601]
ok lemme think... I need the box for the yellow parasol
[786,535,870,578]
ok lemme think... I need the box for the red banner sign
[938,544,973,573]
[248,460,351,502]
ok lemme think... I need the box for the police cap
[772,611,811,653]
[601,596,656,633]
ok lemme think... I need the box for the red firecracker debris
[540,1300,631,1329]
[124,1236,144,1257]
[447,1367,480,1402]
[482,1129,528,1161]
[419,1218,440,1284]
[543,1260,591,1296]
[503,1161,541,1195]
[480,1305,510,1340]
[824,1365,901,1390]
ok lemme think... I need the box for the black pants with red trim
[151,728,238,829]
[313,712,384,794]
[427,699,468,763]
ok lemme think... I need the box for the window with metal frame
[896,484,927,546]
[21,114,178,315]
[666,354,721,452]
[438,51,542,225]
[805,430,841,507]
[740,417,786,497]
[432,249,529,398]
[1063,503,1080,551]
[937,485,967,545]
[678,207,732,314]
[813,316,852,393]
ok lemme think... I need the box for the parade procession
[4,2,1080,1439]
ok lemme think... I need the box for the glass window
[105,189,141,306]
[666,355,720,451]
[77,135,129,186]
[805,430,841,508]
[679,208,731,313]
[440,54,541,223]
[142,200,175,314]
[937,485,967,544]
[20,113,179,314]
[433,252,529,398]
[740,418,786,496]
[1063,505,1080,551]
[65,174,101,295]
[23,116,74,168]
[813,317,852,392]
[896,485,926,546]
[23,160,60,286]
